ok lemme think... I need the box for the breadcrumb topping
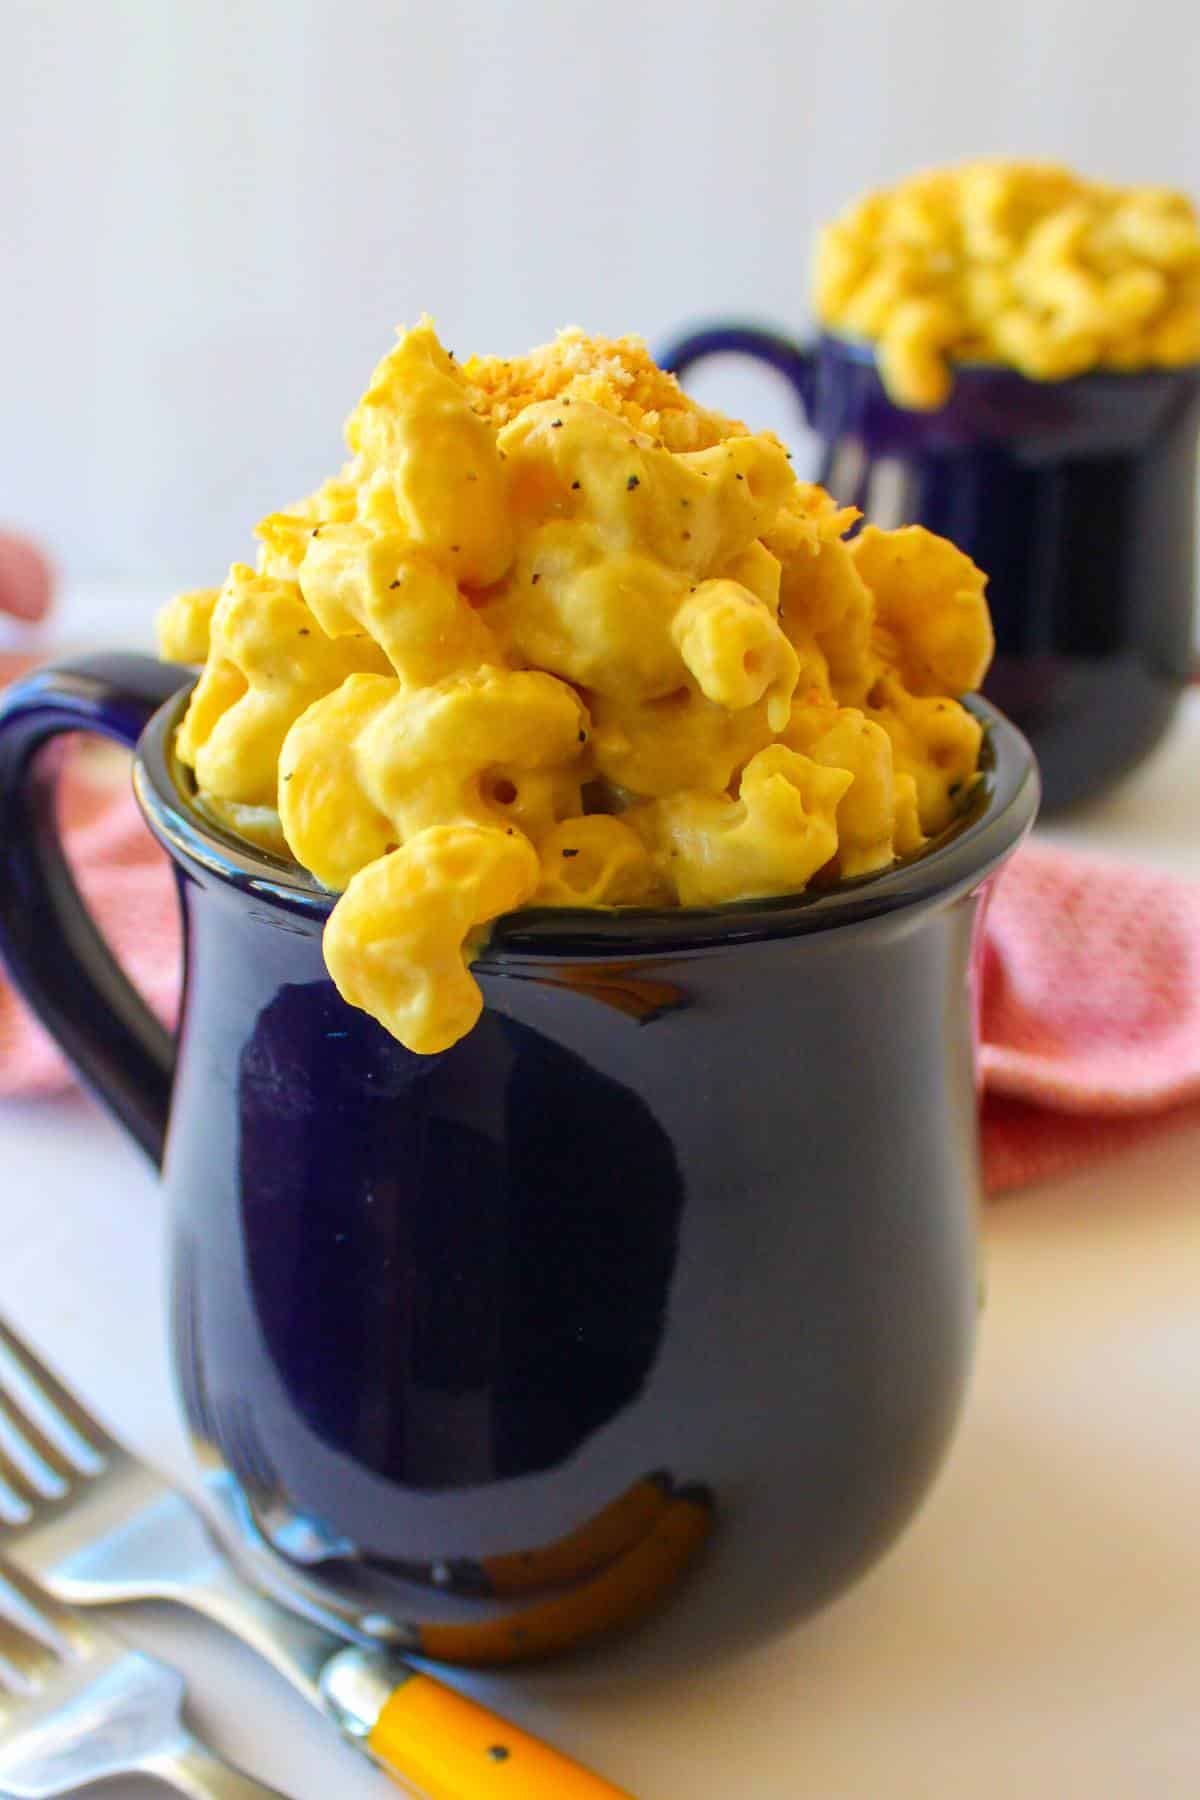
[460,327,746,452]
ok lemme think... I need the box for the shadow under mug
[0,655,1037,1671]
[660,323,1200,813]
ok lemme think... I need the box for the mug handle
[0,653,192,1168]
[658,321,816,416]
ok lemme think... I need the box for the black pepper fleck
[551,418,564,429]
[298,627,310,635]
[487,1747,511,1763]
[531,573,540,585]
[735,472,744,481]
[389,579,401,589]
[571,480,581,490]
[626,474,640,491]
[561,847,580,858]
[311,527,321,537]
[578,729,587,742]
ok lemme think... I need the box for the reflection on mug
[190,1364,717,1662]
[413,1479,715,1666]
[238,986,685,1485]
[508,960,689,1026]
[376,1469,676,1596]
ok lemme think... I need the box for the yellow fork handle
[369,1671,634,1799]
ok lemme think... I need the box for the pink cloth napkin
[0,767,1196,1195]
[0,758,183,1097]
[979,847,1200,1191]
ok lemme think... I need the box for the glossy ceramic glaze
[661,323,1200,811]
[0,655,1038,1668]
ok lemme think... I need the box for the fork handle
[0,654,188,1163]
[139,1730,290,1799]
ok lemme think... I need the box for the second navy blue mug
[661,324,1200,812]
[0,655,1037,1670]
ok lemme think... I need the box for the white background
[4,0,1200,601]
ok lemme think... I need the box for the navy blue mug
[0,655,1037,1668]
[661,324,1200,812]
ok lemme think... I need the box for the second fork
[0,1558,287,1799]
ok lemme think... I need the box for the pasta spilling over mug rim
[155,318,1008,1047]
[136,684,1038,957]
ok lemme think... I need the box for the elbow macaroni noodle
[814,160,1200,408]
[160,320,994,1054]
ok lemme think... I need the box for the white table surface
[1,599,1198,1798]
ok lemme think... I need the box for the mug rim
[819,326,1200,391]
[134,683,1039,958]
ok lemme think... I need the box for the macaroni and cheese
[815,160,1200,408]
[160,321,994,1054]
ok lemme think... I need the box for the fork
[0,1558,285,1797]
[0,1317,633,1798]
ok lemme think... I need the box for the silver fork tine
[0,1319,115,1458]
[0,1560,88,1654]
[0,1392,78,1493]
[0,1312,395,1643]
[0,1560,290,1798]
[0,1603,59,1689]
[0,1465,38,1516]
[0,1430,43,1511]
[0,1310,380,1674]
